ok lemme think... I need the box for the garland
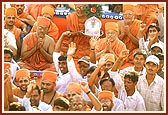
[84,4,102,18]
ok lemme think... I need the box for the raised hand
[80,81,89,93]
[89,36,99,48]
[67,42,76,56]
[137,23,146,38]
[37,38,43,49]
[27,80,37,93]
[124,25,130,35]
[98,54,109,66]
[118,49,129,60]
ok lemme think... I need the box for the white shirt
[53,52,80,94]
[112,96,124,111]
[108,70,124,91]
[118,88,146,111]
[3,29,17,50]
[11,59,20,82]
[67,57,91,101]
[18,96,53,111]
[119,66,146,77]
[67,57,86,82]
[136,74,164,111]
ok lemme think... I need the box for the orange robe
[31,21,59,43]
[119,19,141,69]
[13,87,25,98]
[134,4,159,33]
[62,12,90,61]
[27,4,54,20]
[20,33,54,71]
[95,38,127,56]
[15,12,29,28]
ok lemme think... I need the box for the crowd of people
[3,3,165,112]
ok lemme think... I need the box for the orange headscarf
[5,7,17,17]
[36,16,51,27]
[123,4,135,12]
[15,69,30,81]
[98,91,113,101]
[42,71,57,83]
[42,6,55,17]
[67,82,82,95]
[105,22,118,32]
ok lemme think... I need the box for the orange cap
[15,69,30,81]
[36,16,51,27]
[105,22,118,32]
[67,82,82,95]
[42,71,57,83]
[5,7,17,17]
[42,6,55,17]
[98,91,113,101]
[123,4,135,12]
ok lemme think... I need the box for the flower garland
[84,4,102,18]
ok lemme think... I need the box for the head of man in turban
[69,94,87,111]
[36,16,51,38]
[41,71,57,93]
[4,7,17,26]
[66,82,82,100]
[105,22,119,42]
[98,91,114,111]
[13,4,25,15]
[123,4,135,25]
[42,6,55,19]
[99,53,115,73]
[75,4,86,17]
[15,69,30,91]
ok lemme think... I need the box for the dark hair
[147,24,160,32]
[155,53,164,60]
[86,66,101,76]
[34,85,41,95]
[100,77,115,87]
[133,50,147,60]
[9,102,26,111]
[54,98,69,110]
[58,55,67,61]
[124,71,139,82]
[4,48,13,57]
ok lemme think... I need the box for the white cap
[151,42,163,52]
[146,55,160,65]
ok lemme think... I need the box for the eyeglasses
[19,79,29,83]
[67,93,76,98]
[71,103,83,108]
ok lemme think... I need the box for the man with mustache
[136,55,164,111]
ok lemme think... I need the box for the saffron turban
[67,82,82,95]
[42,71,57,83]
[42,6,55,17]
[15,69,30,81]
[105,22,118,32]
[36,16,51,27]
[5,7,17,17]
[98,91,113,101]
[123,4,135,12]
